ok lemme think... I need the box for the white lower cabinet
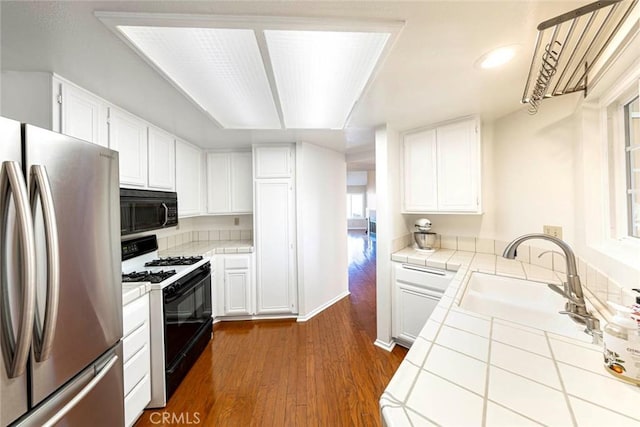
[392,263,453,347]
[394,284,441,344]
[218,254,253,316]
[122,293,151,427]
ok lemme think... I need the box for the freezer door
[13,342,124,427]
[24,125,123,406]
[0,116,31,426]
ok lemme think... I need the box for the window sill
[590,238,640,272]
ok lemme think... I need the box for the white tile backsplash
[457,237,475,252]
[475,238,495,254]
[440,235,457,250]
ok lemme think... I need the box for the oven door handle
[161,203,168,227]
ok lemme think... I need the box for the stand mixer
[414,218,437,252]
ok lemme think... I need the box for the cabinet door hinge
[56,94,63,105]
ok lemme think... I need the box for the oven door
[163,265,212,368]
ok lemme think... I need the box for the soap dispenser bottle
[603,302,640,385]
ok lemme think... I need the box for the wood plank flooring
[135,231,406,426]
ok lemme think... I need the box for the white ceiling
[0,1,590,158]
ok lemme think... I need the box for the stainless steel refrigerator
[0,116,124,426]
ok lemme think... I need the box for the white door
[403,129,438,212]
[231,152,253,213]
[206,153,231,214]
[147,126,175,191]
[175,139,202,217]
[255,179,297,314]
[224,270,252,316]
[108,107,147,187]
[61,83,108,147]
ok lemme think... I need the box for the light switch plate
[543,225,563,239]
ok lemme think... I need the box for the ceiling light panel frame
[96,12,404,130]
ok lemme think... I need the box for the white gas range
[121,235,213,408]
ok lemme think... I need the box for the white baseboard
[296,290,350,322]
[374,339,396,352]
[214,314,298,322]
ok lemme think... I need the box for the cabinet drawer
[224,256,249,270]
[395,264,453,293]
[123,343,150,397]
[123,321,149,362]
[124,374,151,427]
[123,294,149,337]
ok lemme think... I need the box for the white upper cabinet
[147,126,175,191]
[403,129,438,212]
[230,152,253,212]
[60,82,109,148]
[436,120,479,211]
[175,139,203,217]
[206,151,253,215]
[402,117,481,213]
[0,72,108,147]
[253,145,292,178]
[109,107,148,188]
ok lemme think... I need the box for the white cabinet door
[109,107,147,187]
[394,283,440,345]
[206,153,231,214]
[231,152,253,213]
[254,145,292,178]
[206,151,253,214]
[223,269,252,316]
[403,129,438,212]
[436,120,479,212]
[61,83,108,147]
[175,139,202,217]
[255,179,297,314]
[147,126,175,191]
[401,117,481,213]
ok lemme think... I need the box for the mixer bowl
[414,231,437,249]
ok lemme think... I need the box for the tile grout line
[544,331,579,427]
[486,399,547,426]
[481,317,494,427]
[567,393,640,422]
[489,364,564,393]
[404,406,443,427]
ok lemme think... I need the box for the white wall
[375,124,407,349]
[296,142,349,319]
[366,170,376,212]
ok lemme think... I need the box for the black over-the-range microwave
[120,188,178,236]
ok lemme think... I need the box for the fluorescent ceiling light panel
[265,30,390,129]
[117,26,281,129]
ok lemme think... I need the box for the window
[346,193,365,218]
[625,95,640,238]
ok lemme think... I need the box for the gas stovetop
[122,270,177,284]
[144,256,203,267]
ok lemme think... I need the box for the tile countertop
[158,239,254,257]
[381,247,640,426]
[122,282,151,306]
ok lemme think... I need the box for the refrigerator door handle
[41,354,119,427]
[30,165,60,362]
[0,161,36,378]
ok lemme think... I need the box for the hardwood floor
[135,230,407,426]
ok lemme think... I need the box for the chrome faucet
[503,233,602,342]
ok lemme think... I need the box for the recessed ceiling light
[476,45,519,69]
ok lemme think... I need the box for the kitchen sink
[459,272,593,340]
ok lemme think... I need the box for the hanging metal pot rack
[522,0,638,114]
